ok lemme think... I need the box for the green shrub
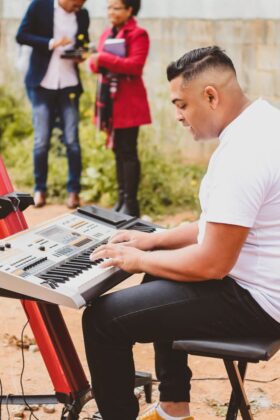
[138,127,204,216]
[0,80,205,217]
[0,87,34,189]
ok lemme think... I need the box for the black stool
[173,338,280,420]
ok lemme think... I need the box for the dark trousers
[27,86,82,193]
[114,127,139,162]
[113,127,140,198]
[82,275,280,420]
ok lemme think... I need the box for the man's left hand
[73,56,86,64]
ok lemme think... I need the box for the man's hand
[90,243,145,273]
[72,56,87,64]
[52,37,72,49]
[109,229,155,251]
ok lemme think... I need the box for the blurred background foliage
[0,74,205,217]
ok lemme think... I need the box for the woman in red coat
[89,0,151,217]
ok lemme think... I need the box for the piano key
[39,274,68,283]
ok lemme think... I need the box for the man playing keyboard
[82,46,280,420]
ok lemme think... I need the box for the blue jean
[27,86,82,193]
[82,275,280,420]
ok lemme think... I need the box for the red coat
[89,17,151,129]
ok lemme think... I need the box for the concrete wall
[1,1,280,160]
[3,0,280,19]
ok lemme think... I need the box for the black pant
[113,127,139,163]
[113,127,140,214]
[82,276,280,420]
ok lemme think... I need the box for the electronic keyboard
[0,206,156,308]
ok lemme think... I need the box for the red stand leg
[0,157,92,417]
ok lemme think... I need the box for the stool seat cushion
[172,338,280,362]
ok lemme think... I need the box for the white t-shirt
[198,98,280,323]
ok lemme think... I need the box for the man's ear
[204,86,219,109]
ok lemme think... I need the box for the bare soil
[0,205,279,419]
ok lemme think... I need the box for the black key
[59,265,83,274]
[40,274,68,283]
[65,261,88,268]
[40,281,57,290]
[48,268,77,276]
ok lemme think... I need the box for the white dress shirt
[41,0,79,90]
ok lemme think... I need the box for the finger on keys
[100,257,119,268]
[90,251,105,261]
[90,244,107,257]
[109,230,130,244]
[90,246,108,261]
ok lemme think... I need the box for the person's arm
[16,1,52,51]
[92,30,150,76]
[140,222,249,281]
[88,32,106,73]
[91,222,249,281]
[75,9,90,48]
[109,221,199,251]
[82,9,90,45]
[73,9,90,64]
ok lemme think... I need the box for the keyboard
[0,206,157,308]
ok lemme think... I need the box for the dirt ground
[0,204,279,419]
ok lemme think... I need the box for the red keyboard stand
[0,157,153,418]
[0,157,92,419]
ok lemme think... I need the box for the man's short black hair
[167,46,236,82]
[122,0,141,16]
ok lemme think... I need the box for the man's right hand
[52,37,72,49]
[109,230,155,251]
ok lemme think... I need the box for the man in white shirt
[16,0,89,208]
[82,46,280,420]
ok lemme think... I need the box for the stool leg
[226,361,247,420]
[135,371,153,403]
[224,360,254,420]
[144,382,153,403]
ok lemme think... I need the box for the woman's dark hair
[167,46,236,82]
[121,0,141,16]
